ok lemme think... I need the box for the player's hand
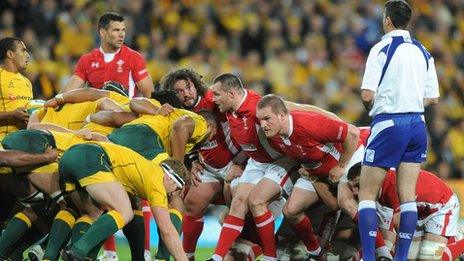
[76,129,93,140]
[44,98,59,108]
[155,103,175,116]
[190,161,204,186]
[224,163,244,184]
[298,167,318,183]
[13,107,29,122]
[329,165,345,183]
[43,146,59,162]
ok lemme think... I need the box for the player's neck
[0,61,18,74]
[280,116,291,137]
[100,43,120,54]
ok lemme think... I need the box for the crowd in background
[1,0,463,178]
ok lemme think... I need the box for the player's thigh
[284,182,319,217]
[248,177,282,208]
[85,182,132,220]
[183,181,222,214]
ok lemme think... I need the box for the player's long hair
[160,68,208,96]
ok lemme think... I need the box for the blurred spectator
[1,0,463,178]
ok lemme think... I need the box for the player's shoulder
[121,45,143,57]
[370,38,392,56]
[77,48,100,62]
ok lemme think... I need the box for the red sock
[182,214,204,255]
[254,210,276,258]
[250,244,263,260]
[442,238,464,261]
[142,200,151,251]
[375,228,386,248]
[290,215,320,252]
[103,235,117,251]
[213,215,244,258]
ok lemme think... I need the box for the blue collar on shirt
[381,30,410,40]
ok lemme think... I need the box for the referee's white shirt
[361,30,439,117]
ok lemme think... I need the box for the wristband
[55,94,65,104]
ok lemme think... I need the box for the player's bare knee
[282,204,301,222]
[247,195,266,211]
[119,208,134,224]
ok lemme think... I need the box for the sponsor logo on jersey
[368,230,377,237]
[337,125,343,140]
[8,94,32,100]
[201,140,218,150]
[91,62,99,68]
[240,144,257,152]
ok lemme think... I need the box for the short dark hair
[257,94,288,115]
[385,0,412,29]
[213,73,244,92]
[98,12,125,30]
[151,90,183,108]
[0,37,22,61]
[160,68,208,96]
[347,162,362,181]
[196,109,217,128]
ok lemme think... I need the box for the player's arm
[129,97,159,115]
[330,124,359,183]
[313,181,339,211]
[284,101,342,121]
[59,75,85,93]
[361,90,375,111]
[0,108,29,122]
[169,116,195,163]
[28,122,74,133]
[96,98,125,112]
[136,76,155,98]
[337,182,358,219]
[151,206,188,260]
[0,146,58,167]
[45,88,111,107]
[89,111,137,127]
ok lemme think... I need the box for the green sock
[87,240,106,259]
[72,210,124,258]
[122,213,145,261]
[9,225,45,259]
[0,212,31,255]
[71,217,92,244]
[155,210,182,259]
[43,210,75,260]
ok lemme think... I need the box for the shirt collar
[233,89,248,113]
[381,29,410,40]
[193,95,202,108]
[99,47,121,55]
[280,114,293,139]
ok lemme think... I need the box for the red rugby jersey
[378,170,453,219]
[193,90,238,168]
[226,90,282,163]
[74,45,149,97]
[270,111,348,177]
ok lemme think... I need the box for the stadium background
[1,0,463,258]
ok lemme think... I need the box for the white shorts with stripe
[416,194,460,237]
[235,157,296,196]
[200,161,233,183]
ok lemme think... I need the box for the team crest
[116,59,124,73]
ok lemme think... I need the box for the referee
[356,1,439,260]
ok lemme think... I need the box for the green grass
[111,241,214,260]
